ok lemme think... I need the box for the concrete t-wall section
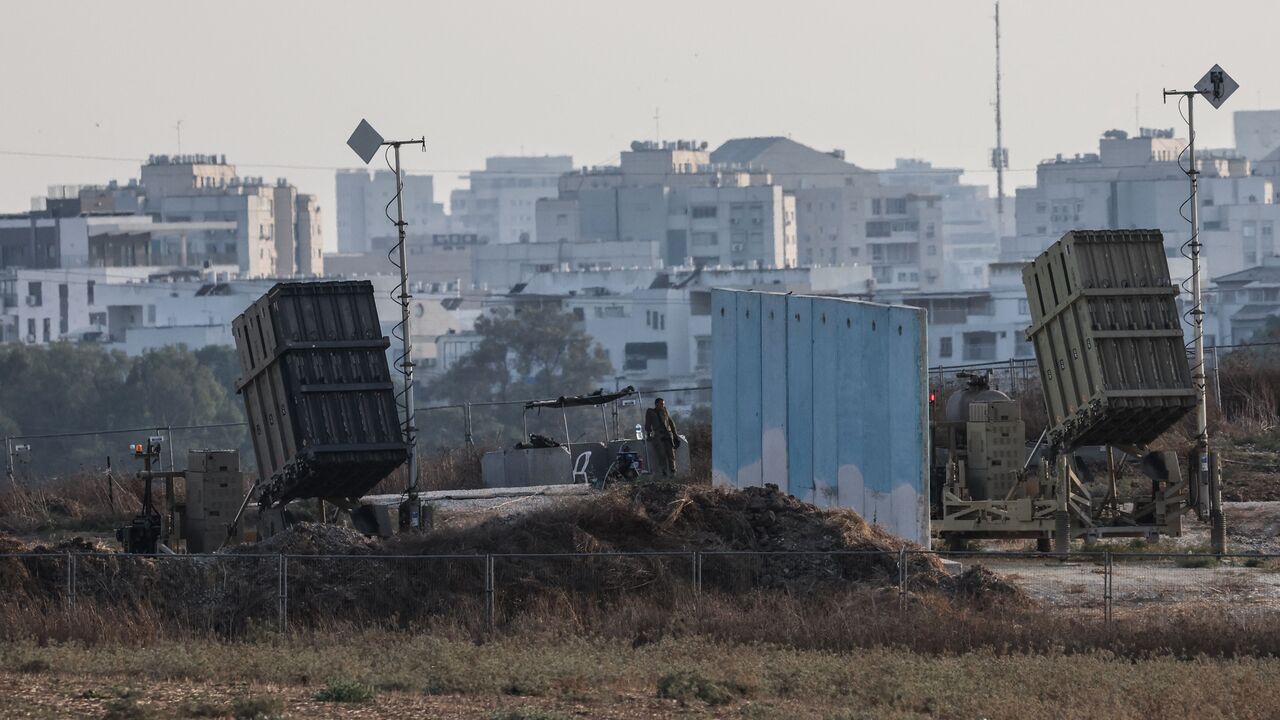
[711,288,929,545]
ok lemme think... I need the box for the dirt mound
[0,484,1030,632]
[944,565,1035,610]
[389,482,920,555]
[227,522,373,556]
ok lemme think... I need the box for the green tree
[0,343,246,479]
[424,302,613,446]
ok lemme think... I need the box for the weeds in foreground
[657,670,738,706]
[101,696,153,720]
[9,632,1280,719]
[230,696,284,720]
[312,679,375,703]
[179,696,282,720]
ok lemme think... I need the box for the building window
[866,221,891,238]
[939,336,953,358]
[87,280,95,306]
[624,342,668,371]
[42,318,51,342]
[27,318,35,340]
[691,205,717,219]
[926,245,938,256]
[1018,299,1030,316]
[696,336,712,368]
[963,331,997,361]
[886,198,908,214]
[27,281,41,306]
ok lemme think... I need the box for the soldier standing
[644,397,680,477]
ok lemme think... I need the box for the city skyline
[3,0,1275,249]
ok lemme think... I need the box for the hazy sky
[2,1,1276,249]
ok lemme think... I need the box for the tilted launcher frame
[934,230,1199,549]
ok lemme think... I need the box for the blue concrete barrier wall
[711,289,929,545]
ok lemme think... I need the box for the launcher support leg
[1054,454,1070,553]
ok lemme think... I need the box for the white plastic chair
[572,450,593,484]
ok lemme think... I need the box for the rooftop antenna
[347,119,427,510]
[654,107,661,142]
[991,1,1007,216]
[1163,63,1239,555]
[176,119,183,155]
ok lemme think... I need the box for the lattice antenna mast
[992,1,1006,215]
[347,120,426,499]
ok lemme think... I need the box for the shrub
[101,697,153,720]
[657,670,735,706]
[16,658,50,674]
[175,700,227,718]
[230,695,283,720]
[312,679,375,703]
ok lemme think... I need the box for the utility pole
[347,120,426,503]
[1164,64,1238,555]
[992,1,1006,216]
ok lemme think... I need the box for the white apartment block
[503,264,873,388]
[710,138,967,293]
[1011,125,1280,280]
[540,141,795,271]
[451,156,573,245]
[0,267,263,353]
[335,169,444,254]
[15,155,323,279]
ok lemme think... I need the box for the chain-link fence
[8,549,1280,638]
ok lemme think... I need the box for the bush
[101,697,153,720]
[657,670,736,706]
[313,679,375,703]
[175,700,227,718]
[230,695,283,720]
[16,658,50,674]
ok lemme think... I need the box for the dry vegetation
[7,629,1280,719]
[4,367,1280,716]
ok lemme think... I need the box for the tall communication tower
[991,1,1007,215]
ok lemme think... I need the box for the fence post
[898,546,908,611]
[483,554,495,632]
[692,551,702,597]
[277,553,287,633]
[65,551,76,611]
[464,403,474,447]
[1104,551,1113,627]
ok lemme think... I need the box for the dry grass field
[7,631,1280,719]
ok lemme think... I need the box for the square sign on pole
[346,119,384,165]
[1194,64,1238,109]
